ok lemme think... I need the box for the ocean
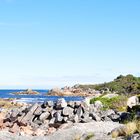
[0,90,84,103]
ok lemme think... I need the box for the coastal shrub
[79,74,140,95]
[90,95,127,111]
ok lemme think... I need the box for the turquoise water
[0,90,84,103]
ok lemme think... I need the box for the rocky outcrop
[48,86,100,97]
[13,89,39,95]
[0,121,124,140]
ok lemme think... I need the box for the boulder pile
[1,98,122,136]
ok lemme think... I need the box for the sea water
[0,90,84,103]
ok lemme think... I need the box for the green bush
[90,95,127,111]
[78,74,140,95]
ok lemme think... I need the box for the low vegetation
[0,99,21,109]
[90,95,127,111]
[112,120,140,139]
[79,74,140,95]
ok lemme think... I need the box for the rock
[20,125,33,136]
[47,127,57,135]
[101,109,116,118]
[45,121,123,140]
[127,96,139,108]
[76,106,84,118]
[48,88,63,96]
[82,97,91,107]
[67,101,75,108]
[130,134,140,140]
[63,117,68,123]
[33,128,47,136]
[81,112,92,123]
[9,123,20,134]
[13,89,39,95]
[49,117,55,125]
[34,106,42,115]
[19,103,39,126]
[4,121,13,128]
[54,112,63,122]
[74,101,81,108]
[11,109,20,118]
[56,98,67,109]
[102,94,118,99]
[73,114,79,123]
[119,112,132,123]
[90,112,101,121]
[39,112,50,121]
[62,107,73,116]
[47,101,54,107]
[94,101,103,110]
[103,116,112,122]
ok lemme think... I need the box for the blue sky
[0,0,140,89]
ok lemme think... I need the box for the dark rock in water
[62,106,74,116]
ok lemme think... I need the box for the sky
[0,0,140,89]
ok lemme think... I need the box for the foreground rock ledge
[0,122,123,140]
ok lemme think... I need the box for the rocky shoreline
[0,95,139,140]
[48,86,101,97]
[0,92,140,140]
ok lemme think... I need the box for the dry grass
[112,121,138,138]
[0,99,21,109]
[125,122,137,136]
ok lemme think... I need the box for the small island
[13,89,40,95]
